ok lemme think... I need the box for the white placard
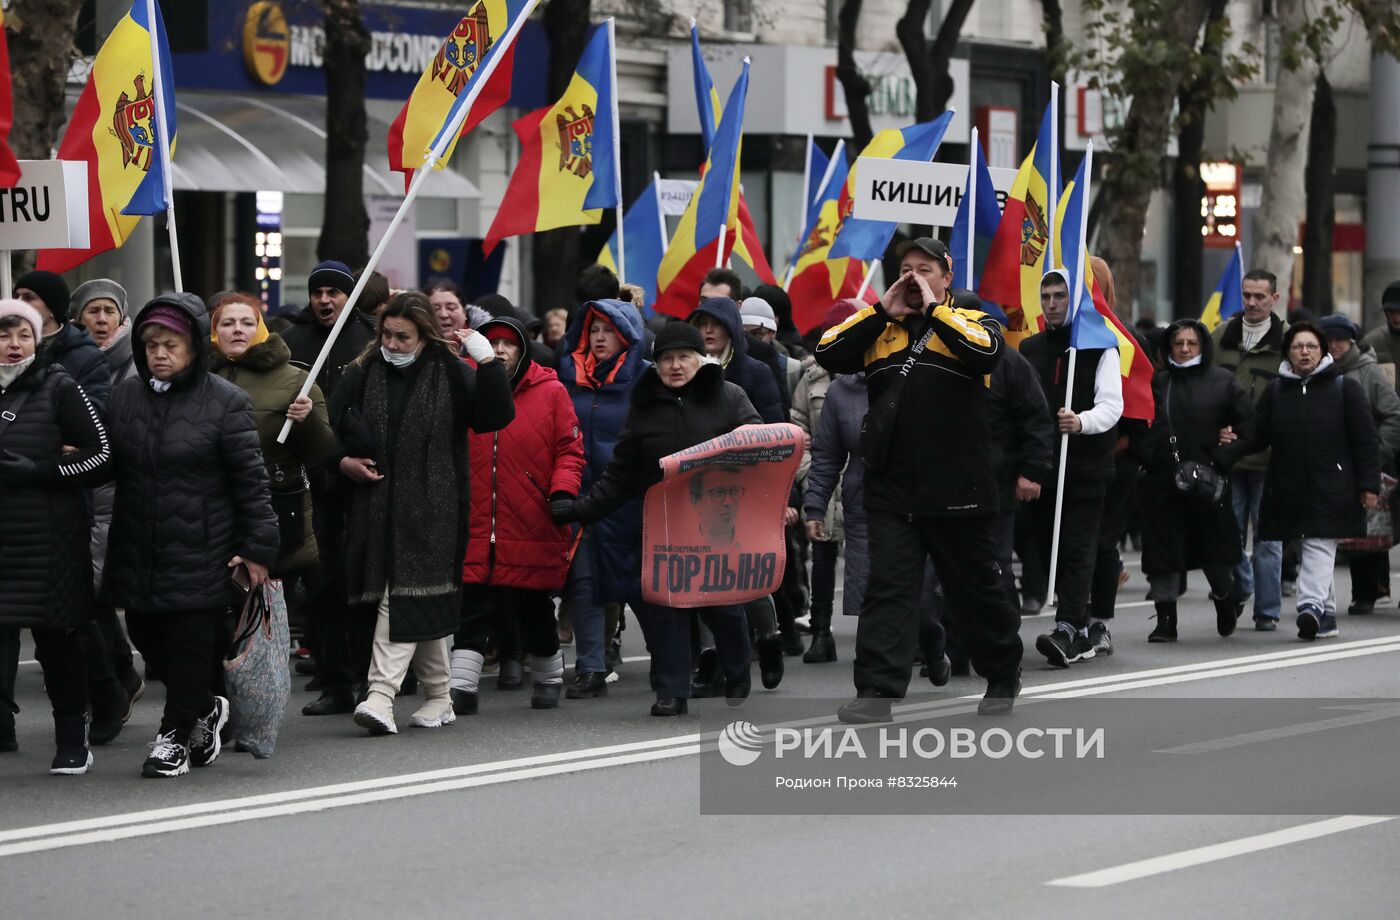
[367,195,416,291]
[851,158,1018,227]
[656,178,698,216]
[0,161,90,250]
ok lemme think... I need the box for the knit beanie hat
[652,321,706,356]
[819,299,862,334]
[307,260,355,296]
[69,278,129,322]
[1318,314,1359,342]
[14,270,70,322]
[139,304,195,339]
[0,298,44,340]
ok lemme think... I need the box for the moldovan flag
[1200,244,1244,331]
[483,24,618,254]
[802,136,830,230]
[387,0,530,188]
[979,94,1060,337]
[949,135,1002,294]
[827,114,955,262]
[0,9,20,187]
[654,59,749,319]
[689,23,776,285]
[597,179,666,314]
[38,0,177,273]
[787,146,875,333]
[1059,152,1154,422]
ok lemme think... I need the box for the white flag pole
[715,224,727,270]
[606,19,625,282]
[277,0,542,444]
[965,126,979,290]
[785,139,846,291]
[1045,141,1093,609]
[1045,81,1060,274]
[855,260,877,299]
[145,0,181,292]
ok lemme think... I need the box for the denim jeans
[1229,468,1282,621]
[564,532,608,674]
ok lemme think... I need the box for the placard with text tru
[852,159,1018,228]
[0,161,90,251]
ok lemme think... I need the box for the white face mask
[0,354,35,388]
[381,346,417,368]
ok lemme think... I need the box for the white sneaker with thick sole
[353,693,398,735]
[410,697,456,728]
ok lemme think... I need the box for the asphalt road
[3,552,1399,919]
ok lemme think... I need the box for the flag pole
[785,138,845,291]
[145,0,181,292]
[966,126,979,290]
[1045,141,1093,609]
[1045,81,1059,273]
[606,19,625,282]
[278,0,542,444]
[715,223,727,270]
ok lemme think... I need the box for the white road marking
[1045,816,1396,888]
[1154,702,1400,755]
[4,636,1399,859]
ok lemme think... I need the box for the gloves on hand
[0,450,52,487]
[549,495,579,524]
[459,329,496,364]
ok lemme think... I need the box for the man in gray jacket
[1319,314,1400,615]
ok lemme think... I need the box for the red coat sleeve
[548,382,586,497]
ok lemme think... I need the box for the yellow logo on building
[244,2,290,86]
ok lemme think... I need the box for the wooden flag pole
[1044,141,1093,609]
[145,0,181,292]
[277,0,542,444]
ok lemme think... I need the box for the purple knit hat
[0,298,44,340]
[138,304,195,339]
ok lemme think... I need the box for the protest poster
[641,423,804,607]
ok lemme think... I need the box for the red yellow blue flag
[787,146,876,333]
[483,23,618,254]
[387,0,532,189]
[38,0,177,272]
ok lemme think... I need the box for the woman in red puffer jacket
[453,315,585,714]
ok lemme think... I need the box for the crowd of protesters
[3,252,1398,768]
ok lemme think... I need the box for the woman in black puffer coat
[1238,321,1381,643]
[1139,319,1255,642]
[0,300,112,772]
[104,293,280,779]
[553,322,762,718]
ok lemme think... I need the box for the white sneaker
[410,697,456,728]
[353,692,398,735]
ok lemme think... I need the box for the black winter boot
[50,714,92,775]
[756,635,785,689]
[802,609,836,663]
[1211,591,1242,637]
[1149,601,1178,643]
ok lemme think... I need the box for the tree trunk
[7,0,85,276]
[1171,0,1229,319]
[896,0,976,123]
[836,0,874,154]
[532,0,591,313]
[318,0,371,268]
[1094,0,1212,316]
[1301,69,1335,315]
[1251,0,1318,304]
[1040,0,1067,86]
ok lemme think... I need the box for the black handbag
[268,463,309,554]
[859,322,935,473]
[1165,378,1226,505]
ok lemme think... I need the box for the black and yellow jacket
[813,291,1004,517]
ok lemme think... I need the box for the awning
[166,91,479,200]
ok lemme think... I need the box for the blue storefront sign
[170,0,548,107]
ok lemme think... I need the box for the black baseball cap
[894,237,951,271]
[1383,282,1400,312]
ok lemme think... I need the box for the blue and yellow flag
[1201,245,1244,331]
[39,0,177,272]
[483,23,618,254]
[949,136,1002,294]
[598,180,666,315]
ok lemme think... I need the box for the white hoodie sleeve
[1076,349,1123,435]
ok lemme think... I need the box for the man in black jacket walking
[815,237,1023,720]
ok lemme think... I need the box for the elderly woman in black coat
[104,293,280,779]
[0,300,112,773]
[1140,319,1255,642]
[552,322,763,717]
[1238,321,1380,642]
